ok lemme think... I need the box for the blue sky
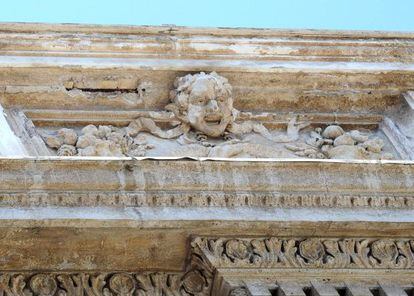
[0,0,412,31]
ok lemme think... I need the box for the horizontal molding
[0,23,414,63]
[0,64,407,113]
[1,207,414,225]
[25,109,383,127]
[0,158,413,209]
[0,24,411,114]
[1,56,414,72]
[193,236,414,269]
[218,274,414,296]
[0,191,412,209]
[0,271,210,296]
[197,236,414,295]
[1,22,414,38]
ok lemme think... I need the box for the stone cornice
[193,237,414,270]
[0,271,210,296]
[1,207,414,227]
[0,23,413,63]
[2,235,414,295]
[0,24,413,292]
[1,158,413,208]
[192,236,414,295]
[1,22,413,38]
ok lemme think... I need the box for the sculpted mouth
[205,120,221,126]
[204,113,222,123]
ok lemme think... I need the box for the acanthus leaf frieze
[192,237,414,269]
[0,271,211,296]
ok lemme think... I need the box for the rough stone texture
[37,71,394,160]
[0,158,414,208]
[0,23,414,295]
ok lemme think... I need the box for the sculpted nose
[207,99,219,112]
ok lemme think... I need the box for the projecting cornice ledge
[1,157,413,209]
[0,22,414,62]
[1,236,413,296]
[192,236,414,296]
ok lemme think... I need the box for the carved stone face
[170,72,234,137]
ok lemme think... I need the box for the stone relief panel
[0,234,214,296]
[0,271,210,296]
[0,237,412,296]
[193,237,414,269]
[39,72,397,159]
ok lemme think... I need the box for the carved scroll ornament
[0,271,210,296]
[41,72,394,160]
[193,237,414,269]
[41,72,310,158]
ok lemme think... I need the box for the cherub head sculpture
[166,72,234,137]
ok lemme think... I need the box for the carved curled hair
[168,72,232,113]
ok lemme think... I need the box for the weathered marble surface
[0,206,414,271]
[0,104,26,156]
[0,23,414,295]
[37,72,400,160]
[0,158,413,208]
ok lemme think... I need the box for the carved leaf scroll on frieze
[0,271,211,296]
[40,72,395,159]
[192,237,414,269]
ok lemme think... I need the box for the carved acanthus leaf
[0,272,211,296]
[192,237,414,269]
